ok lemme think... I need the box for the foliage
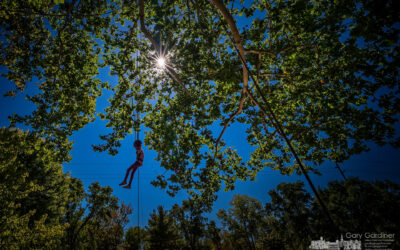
[1,128,397,250]
[62,176,86,249]
[146,206,184,250]
[311,178,400,247]
[0,127,132,249]
[204,220,222,250]
[170,199,210,249]
[216,178,400,249]
[217,194,268,250]
[0,0,112,155]
[62,181,132,249]
[0,128,70,248]
[124,178,399,250]
[1,0,399,205]
[125,226,147,250]
[265,181,313,249]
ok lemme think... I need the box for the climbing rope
[133,32,142,244]
[221,20,339,233]
[335,161,347,180]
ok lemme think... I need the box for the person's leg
[120,164,135,185]
[123,163,139,188]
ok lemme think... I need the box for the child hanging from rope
[119,140,144,189]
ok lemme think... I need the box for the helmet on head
[133,140,142,147]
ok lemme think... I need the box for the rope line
[136,31,142,245]
[225,28,338,233]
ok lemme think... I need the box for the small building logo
[310,235,361,250]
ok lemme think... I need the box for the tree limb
[138,0,190,97]
[189,0,200,24]
[138,0,159,51]
[277,42,316,55]
[244,48,276,57]
[257,53,261,80]
[214,90,246,155]
[289,121,325,142]
[186,0,191,28]
[245,87,275,137]
[52,0,77,86]
[210,0,248,89]
[210,0,250,161]
[259,72,288,77]
[264,0,272,32]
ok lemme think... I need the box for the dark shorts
[134,161,143,167]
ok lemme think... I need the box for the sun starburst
[156,57,166,68]
[148,38,176,75]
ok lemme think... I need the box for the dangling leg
[120,164,135,186]
[123,163,139,189]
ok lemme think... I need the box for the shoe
[119,181,127,186]
[123,185,131,189]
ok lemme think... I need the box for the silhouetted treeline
[126,179,399,250]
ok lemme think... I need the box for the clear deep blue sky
[1,4,400,229]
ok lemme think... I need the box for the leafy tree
[62,176,86,249]
[217,194,268,250]
[311,178,400,248]
[1,0,399,206]
[265,182,313,249]
[125,226,147,250]
[170,199,209,250]
[0,0,111,150]
[0,128,70,248]
[204,221,222,250]
[263,178,400,249]
[62,181,131,249]
[85,200,132,249]
[146,206,183,250]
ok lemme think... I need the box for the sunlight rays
[148,37,176,75]
[156,57,165,68]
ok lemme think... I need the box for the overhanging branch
[214,90,246,155]
[210,0,338,233]
[138,0,190,97]
[210,0,248,89]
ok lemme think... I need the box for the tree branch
[244,48,276,57]
[210,0,248,89]
[138,0,159,51]
[289,121,325,142]
[138,0,190,97]
[277,42,316,55]
[214,90,246,157]
[52,0,77,86]
[264,1,272,32]
[245,88,276,138]
[210,0,250,161]
[186,0,191,28]
[189,0,201,24]
[257,53,261,80]
[259,72,288,77]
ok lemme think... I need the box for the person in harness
[119,140,144,189]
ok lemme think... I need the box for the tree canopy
[0,128,70,248]
[0,128,131,249]
[1,0,399,205]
